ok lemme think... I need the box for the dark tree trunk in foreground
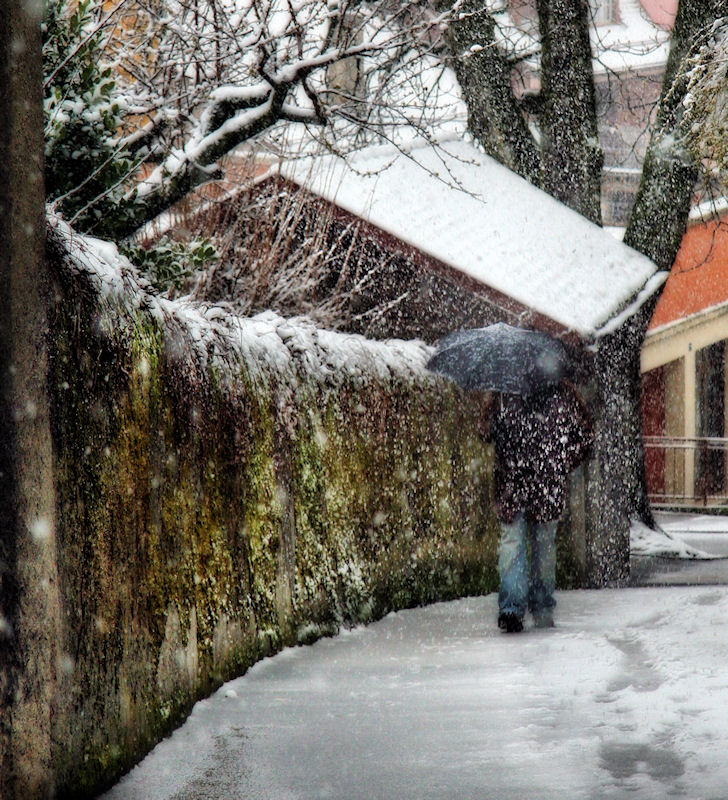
[0,2,60,798]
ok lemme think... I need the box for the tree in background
[43,0,456,241]
[43,0,728,262]
[438,0,728,525]
[622,0,728,268]
[43,0,141,237]
[439,0,728,242]
[438,0,602,223]
[679,16,728,178]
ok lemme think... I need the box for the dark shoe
[498,613,524,633]
[532,611,554,629]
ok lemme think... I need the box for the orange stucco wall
[649,216,728,331]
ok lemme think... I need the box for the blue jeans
[498,512,558,620]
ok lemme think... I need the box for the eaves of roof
[276,136,661,341]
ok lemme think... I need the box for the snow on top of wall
[48,212,432,389]
[278,135,661,339]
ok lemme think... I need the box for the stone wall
[3,219,585,798]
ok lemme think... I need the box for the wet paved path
[102,513,728,800]
[103,589,728,800]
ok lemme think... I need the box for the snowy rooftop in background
[689,195,728,222]
[278,135,663,339]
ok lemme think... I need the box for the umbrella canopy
[426,323,571,395]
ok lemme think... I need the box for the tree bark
[537,0,603,224]
[0,2,60,797]
[622,0,728,264]
[441,0,542,187]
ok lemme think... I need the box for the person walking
[485,380,593,632]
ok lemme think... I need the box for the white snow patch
[28,516,52,543]
[101,587,728,800]
[47,211,433,390]
[630,517,714,559]
[604,226,626,241]
[593,270,669,339]
[689,194,728,222]
[0,615,13,640]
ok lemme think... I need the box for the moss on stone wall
[42,255,571,798]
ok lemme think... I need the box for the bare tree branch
[89,0,459,238]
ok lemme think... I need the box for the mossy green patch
[44,262,575,799]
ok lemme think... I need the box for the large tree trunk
[0,2,60,798]
[441,0,542,187]
[442,0,603,222]
[537,0,603,224]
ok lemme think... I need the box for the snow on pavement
[102,586,728,800]
[630,517,714,559]
[629,514,728,586]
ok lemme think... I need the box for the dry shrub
[188,176,410,335]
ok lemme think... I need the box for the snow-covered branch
[679,17,728,172]
[91,0,458,237]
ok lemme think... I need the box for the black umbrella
[426,323,571,395]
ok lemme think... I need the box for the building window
[592,0,616,25]
[696,340,727,497]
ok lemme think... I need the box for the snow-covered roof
[689,195,728,223]
[278,135,663,339]
[648,209,728,333]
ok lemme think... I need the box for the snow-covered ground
[630,514,726,559]
[103,520,728,800]
[630,512,728,587]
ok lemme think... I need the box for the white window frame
[592,0,615,25]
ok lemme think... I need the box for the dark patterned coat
[488,383,594,524]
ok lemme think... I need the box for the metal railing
[643,435,728,508]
